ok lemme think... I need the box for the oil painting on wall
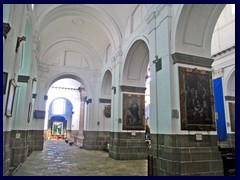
[179,67,215,131]
[122,93,145,130]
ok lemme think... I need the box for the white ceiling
[35,4,152,70]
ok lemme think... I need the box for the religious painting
[123,93,145,130]
[5,79,17,117]
[228,102,235,132]
[104,105,111,118]
[179,67,215,131]
[52,122,63,135]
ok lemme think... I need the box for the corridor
[13,140,147,176]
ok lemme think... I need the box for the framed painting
[122,93,145,130]
[3,72,8,94]
[179,67,215,131]
[27,102,32,123]
[5,79,17,117]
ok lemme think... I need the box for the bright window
[52,98,66,115]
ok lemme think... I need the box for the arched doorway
[44,78,87,144]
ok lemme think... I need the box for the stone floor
[13,139,147,176]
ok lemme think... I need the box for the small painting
[122,93,145,130]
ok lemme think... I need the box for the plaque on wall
[122,93,145,130]
[178,67,215,131]
[34,110,45,119]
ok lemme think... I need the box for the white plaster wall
[3,5,29,131]
[211,5,235,55]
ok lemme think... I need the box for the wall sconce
[152,55,162,72]
[32,77,37,82]
[112,86,116,94]
[15,36,26,52]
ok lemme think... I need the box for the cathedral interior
[3,4,235,176]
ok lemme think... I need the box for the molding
[225,96,235,101]
[17,75,30,83]
[120,85,146,93]
[212,46,235,58]
[3,22,11,39]
[172,52,213,68]
[99,98,111,103]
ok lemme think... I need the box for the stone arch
[100,70,112,98]
[48,97,73,136]
[173,4,226,58]
[45,72,91,98]
[122,39,149,87]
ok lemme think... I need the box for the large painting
[179,67,215,131]
[122,93,145,130]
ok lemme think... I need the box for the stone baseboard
[109,132,148,160]
[9,130,28,166]
[83,130,110,151]
[3,131,11,176]
[149,134,224,176]
[28,130,44,154]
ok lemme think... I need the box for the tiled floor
[13,140,147,176]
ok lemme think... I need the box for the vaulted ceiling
[35,4,152,70]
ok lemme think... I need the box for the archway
[44,78,87,142]
[47,98,73,140]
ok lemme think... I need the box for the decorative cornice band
[120,85,146,93]
[172,52,213,68]
[99,98,111,103]
[212,46,235,58]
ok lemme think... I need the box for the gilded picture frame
[122,93,145,130]
[179,67,215,131]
